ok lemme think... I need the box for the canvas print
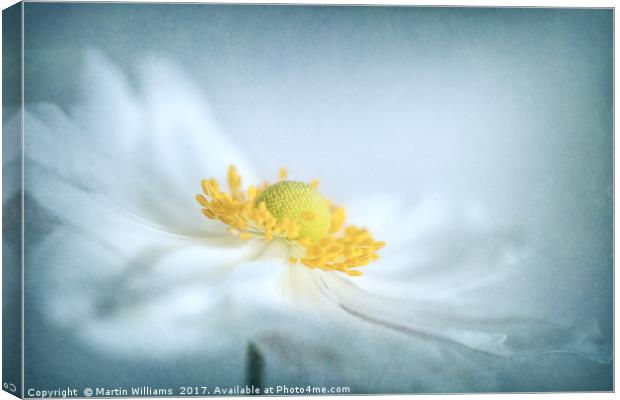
[1,2,613,397]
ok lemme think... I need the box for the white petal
[316,272,611,364]
[125,56,258,233]
[30,222,264,357]
[226,246,337,315]
[71,49,143,156]
[349,193,527,303]
[138,56,257,184]
[25,50,257,236]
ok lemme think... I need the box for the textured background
[20,4,612,393]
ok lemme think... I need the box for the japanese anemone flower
[14,50,610,392]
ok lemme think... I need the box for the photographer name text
[26,384,352,397]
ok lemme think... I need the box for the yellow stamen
[329,206,346,234]
[195,165,384,276]
[228,165,241,193]
[247,186,257,201]
[278,167,288,181]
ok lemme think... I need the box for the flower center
[255,181,331,241]
[196,166,384,276]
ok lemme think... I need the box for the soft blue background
[21,4,612,393]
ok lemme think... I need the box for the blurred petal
[25,50,256,236]
[226,247,337,315]
[316,272,611,364]
[335,195,610,365]
[29,222,265,357]
[71,49,143,155]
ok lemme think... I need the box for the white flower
[16,50,610,391]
